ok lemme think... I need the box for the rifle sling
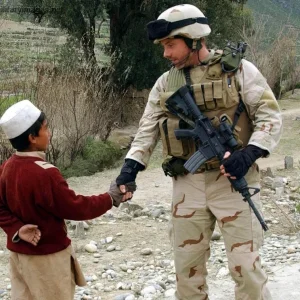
[231,96,245,131]
[183,67,194,96]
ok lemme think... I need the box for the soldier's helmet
[147,4,211,49]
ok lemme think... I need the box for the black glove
[116,159,145,185]
[222,145,268,179]
[108,181,137,207]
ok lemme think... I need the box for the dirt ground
[0,95,300,299]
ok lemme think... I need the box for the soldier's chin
[173,61,188,69]
[172,56,192,69]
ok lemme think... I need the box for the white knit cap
[0,100,41,139]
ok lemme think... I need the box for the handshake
[107,181,137,207]
[108,159,145,208]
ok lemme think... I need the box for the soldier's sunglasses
[146,17,208,41]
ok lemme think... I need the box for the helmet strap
[176,36,202,50]
[192,39,202,50]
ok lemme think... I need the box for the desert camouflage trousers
[169,165,272,300]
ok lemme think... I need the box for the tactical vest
[158,52,254,165]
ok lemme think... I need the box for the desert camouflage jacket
[126,59,283,168]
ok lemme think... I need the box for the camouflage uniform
[126,58,282,299]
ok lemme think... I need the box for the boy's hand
[108,181,136,207]
[18,225,41,246]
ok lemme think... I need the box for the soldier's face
[161,38,191,69]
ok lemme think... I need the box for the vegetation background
[0,0,299,177]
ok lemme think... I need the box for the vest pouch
[159,117,194,158]
[223,74,239,107]
[193,80,226,110]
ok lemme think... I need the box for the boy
[0,100,134,300]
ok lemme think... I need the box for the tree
[19,0,250,88]
[20,0,105,66]
[107,0,250,90]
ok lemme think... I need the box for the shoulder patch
[34,161,57,170]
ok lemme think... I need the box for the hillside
[247,0,300,30]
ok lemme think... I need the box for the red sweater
[0,152,113,255]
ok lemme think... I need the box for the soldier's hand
[221,150,252,180]
[116,159,144,185]
[18,224,41,246]
[220,145,267,180]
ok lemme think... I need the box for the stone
[107,245,116,252]
[74,221,86,238]
[141,285,156,295]
[106,236,114,243]
[211,231,222,241]
[284,156,294,169]
[84,244,98,253]
[140,248,152,255]
[275,187,284,199]
[165,288,176,297]
[266,167,274,178]
[216,267,229,278]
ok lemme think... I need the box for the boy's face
[29,120,51,152]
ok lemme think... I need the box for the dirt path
[209,262,300,299]
[0,97,299,299]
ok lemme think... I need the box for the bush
[0,94,29,115]
[60,137,124,178]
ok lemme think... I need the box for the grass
[60,138,124,178]
[0,94,29,115]
[247,0,300,46]
[0,18,111,83]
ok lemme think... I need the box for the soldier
[116,4,282,300]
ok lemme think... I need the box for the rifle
[165,85,268,231]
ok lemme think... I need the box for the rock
[151,208,163,218]
[106,236,114,243]
[165,288,176,297]
[84,243,98,253]
[262,177,274,188]
[211,231,222,241]
[266,167,274,178]
[114,294,132,300]
[74,221,86,238]
[273,176,286,188]
[140,248,152,255]
[275,187,284,199]
[107,245,116,252]
[141,285,156,295]
[287,246,296,254]
[216,267,229,278]
[82,221,89,230]
[284,156,294,169]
